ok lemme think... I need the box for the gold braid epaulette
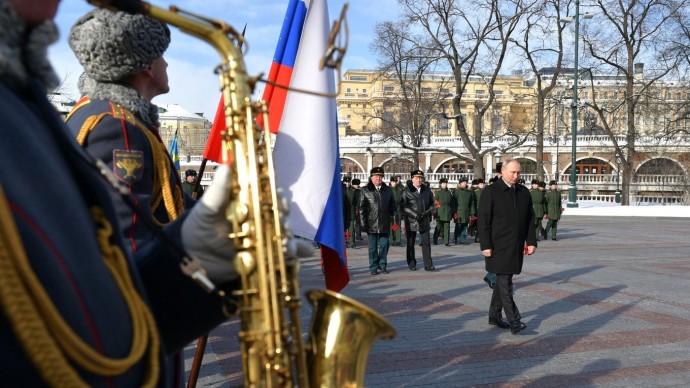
[0,185,159,386]
[69,99,184,226]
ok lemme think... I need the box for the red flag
[202,96,225,163]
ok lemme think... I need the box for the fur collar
[365,181,389,191]
[407,181,427,192]
[0,1,59,91]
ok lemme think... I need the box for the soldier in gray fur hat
[65,8,184,251]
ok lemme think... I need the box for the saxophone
[87,1,396,386]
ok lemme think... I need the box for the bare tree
[582,0,687,205]
[510,0,570,180]
[366,0,531,178]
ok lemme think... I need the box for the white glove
[181,165,237,284]
[181,165,315,284]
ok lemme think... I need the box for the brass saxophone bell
[305,289,396,387]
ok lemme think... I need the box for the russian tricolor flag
[267,0,349,292]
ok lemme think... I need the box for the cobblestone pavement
[184,215,690,387]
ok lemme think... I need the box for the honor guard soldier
[351,178,363,241]
[388,176,403,246]
[451,177,475,245]
[544,180,563,240]
[66,9,188,252]
[343,176,358,248]
[473,178,485,243]
[182,169,205,199]
[402,169,436,271]
[529,179,546,239]
[433,178,453,246]
[0,1,298,385]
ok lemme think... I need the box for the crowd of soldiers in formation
[342,174,564,252]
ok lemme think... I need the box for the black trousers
[406,230,432,269]
[489,274,521,322]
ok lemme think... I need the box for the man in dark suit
[477,159,537,334]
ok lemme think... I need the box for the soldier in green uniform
[343,176,358,248]
[538,181,547,238]
[351,178,363,241]
[473,178,485,243]
[388,176,403,246]
[544,180,562,241]
[529,179,546,240]
[433,178,453,246]
[452,177,475,245]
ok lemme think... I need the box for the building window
[346,88,351,93]
[421,87,432,93]
[363,89,367,93]
[349,75,367,81]
[476,90,486,94]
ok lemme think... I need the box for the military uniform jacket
[344,186,359,219]
[182,180,204,199]
[391,184,403,219]
[530,188,546,218]
[451,188,475,223]
[66,99,191,253]
[358,182,397,234]
[477,178,537,274]
[545,190,562,220]
[0,76,233,387]
[434,188,453,222]
[401,181,435,232]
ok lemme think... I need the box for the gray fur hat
[69,9,170,82]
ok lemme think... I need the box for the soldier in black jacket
[359,167,397,275]
[402,169,436,271]
[477,159,537,334]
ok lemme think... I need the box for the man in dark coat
[359,167,397,274]
[351,178,363,241]
[477,159,537,334]
[402,169,436,271]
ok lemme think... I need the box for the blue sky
[49,0,400,119]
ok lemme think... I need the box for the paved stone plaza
[184,215,690,387]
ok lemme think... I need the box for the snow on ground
[562,200,690,218]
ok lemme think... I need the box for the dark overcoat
[477,178,537,274]
[401,181,435,232]
[358,181,397,234]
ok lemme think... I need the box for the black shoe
[488,317,511,329]
[424,266,435,271]
[381,269,389,274]
[552,238,558,241]
[510,320,527,335]
[371,270,380,276]
[409,267,417,271]
[444,243,451,246]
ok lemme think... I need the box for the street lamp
[561,2,593,208]
[615,156,622,203]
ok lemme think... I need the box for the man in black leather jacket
[401,169,436,271]
[359,167,397,275]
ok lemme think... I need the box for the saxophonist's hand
[182,165,237,283]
